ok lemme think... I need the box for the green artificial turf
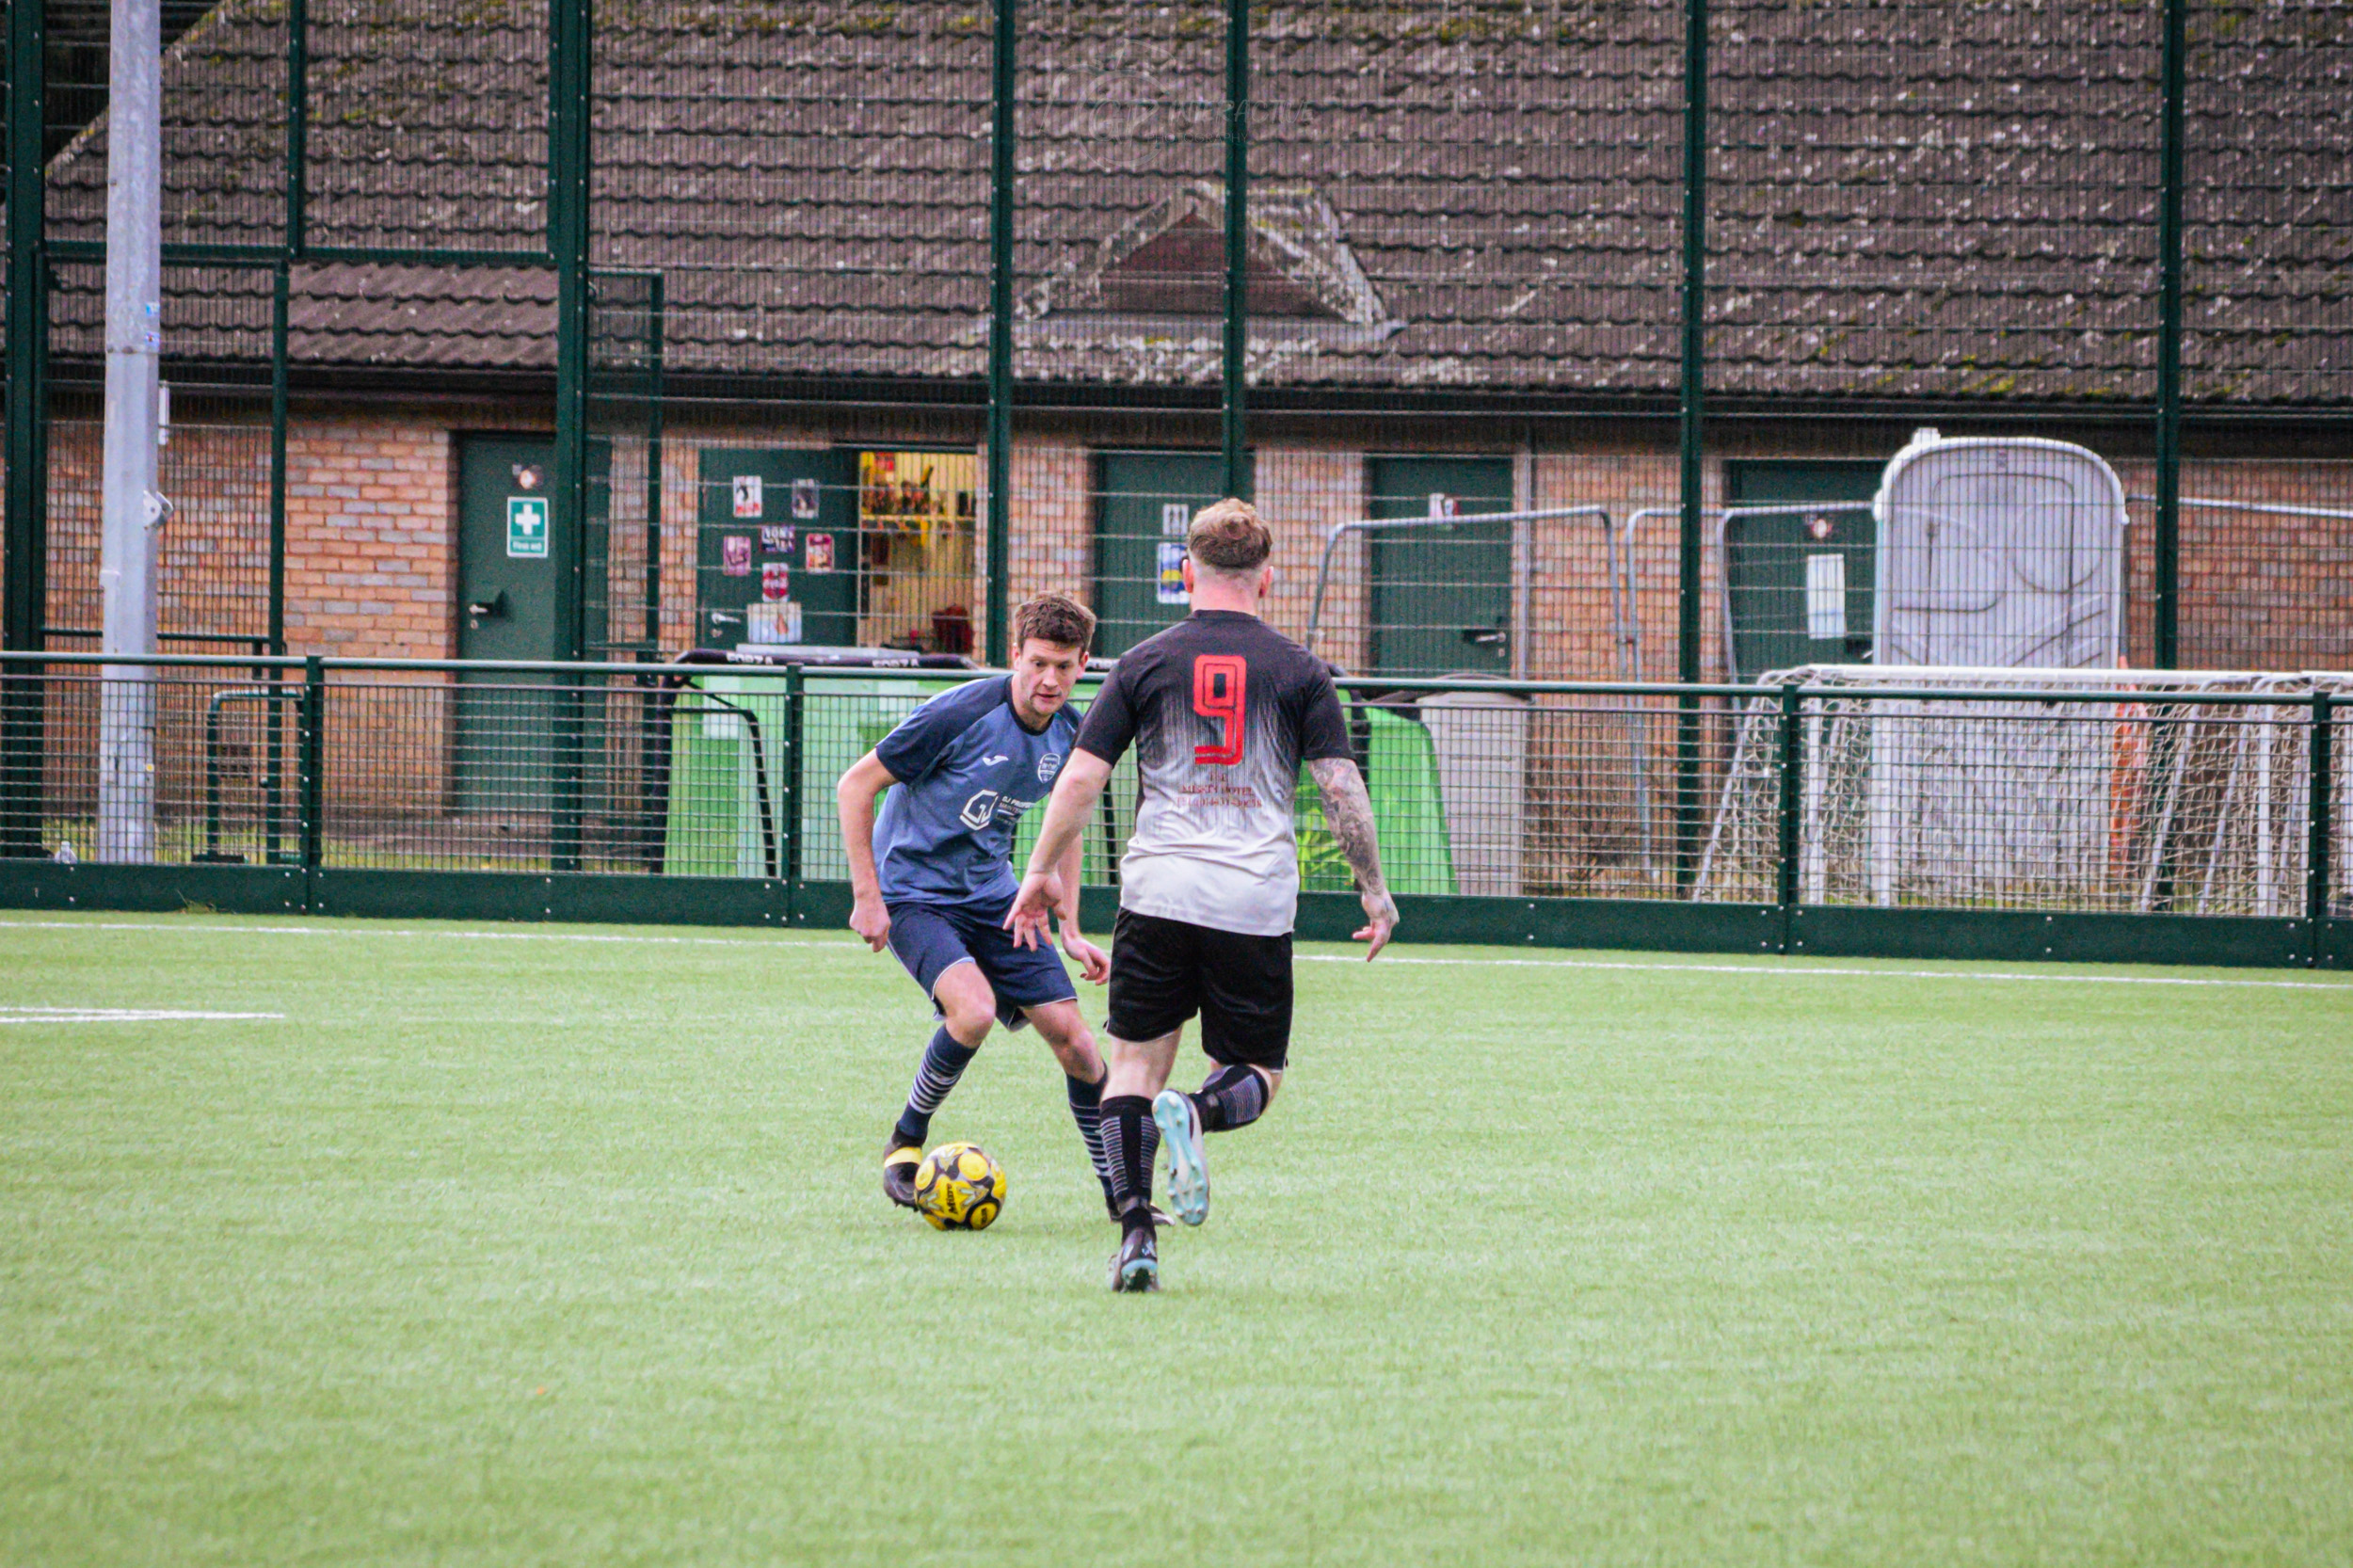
[3,912,2350,1566]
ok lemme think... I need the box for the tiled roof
[40,0,2353,405]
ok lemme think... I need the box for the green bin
[663,672,961,879]
[664,676,1457,896]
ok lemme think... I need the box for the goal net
[1696,664,2347,916]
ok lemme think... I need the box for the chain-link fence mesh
[2185,1,2353,410]
[8,659,2341,933]
[41,417,272,651]
[5,0,2353,918]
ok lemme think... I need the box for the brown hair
[1014,591,1096,655]
[1187,499,1273,574]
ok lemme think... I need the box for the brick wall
[281,421,455,658]
[1257,447,1365,665]
[28,411,2350,858]
[1000,440,1093,627]
[2172,460,2353,670]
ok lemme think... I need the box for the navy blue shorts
[887,896,1078,1032]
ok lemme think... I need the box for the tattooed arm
[1308,756,1400,961]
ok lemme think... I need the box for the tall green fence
[4,2,2351,681]
[1,652,2342,970]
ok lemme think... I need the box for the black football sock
[1190,1063,1269,1132]
[1099,1094,1160,1234]
[894,1025,978,1147]
[1066,1068,1114,1204]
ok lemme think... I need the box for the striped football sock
[894,1025,978,1147]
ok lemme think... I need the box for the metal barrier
[0,651,2342,968]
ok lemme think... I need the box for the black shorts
[1104,907,1293,1070]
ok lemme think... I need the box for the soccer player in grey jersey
[1009,501,1398,1291]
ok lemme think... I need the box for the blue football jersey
[872,676,1081,907]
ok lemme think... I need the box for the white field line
[1299,954,2352,992]
[0,1006,283,1025]
[3,918,2348,994]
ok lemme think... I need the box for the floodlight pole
[1673,0,1709,890]
[984,0,1016,667]
[98,0,166,862]
[1221,0,1250,502]
[2,0,52,857]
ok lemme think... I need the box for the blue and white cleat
[1153,1088,1209,1226]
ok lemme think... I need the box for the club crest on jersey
[1038,751,1063,783]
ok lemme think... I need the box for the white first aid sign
[506,497,548,558]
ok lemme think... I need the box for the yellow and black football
[912,1141,1007,1231]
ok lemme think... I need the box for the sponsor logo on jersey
[960,788,1041,830]
[980,753,1012,767]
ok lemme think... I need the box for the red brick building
[31,0,2353,680]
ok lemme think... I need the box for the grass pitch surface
[3,912,2350,1567]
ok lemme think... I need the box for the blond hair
[1186,499,1273,575]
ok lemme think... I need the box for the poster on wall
[733,474,763,519]
[721,535,752,575]
[806,533,836,573]
[746,600,802,645]
[761,563,791,601]
[1157,540,1189,605]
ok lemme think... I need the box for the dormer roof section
[1034,182,1390,328]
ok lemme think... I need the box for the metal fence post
[983,0,1016,668]
[2,0,50,858]
[783,664,806,922]
[285,0,309,256]
[268,265,290,656]
[2153,0,2186,669]
[298,655,326,872]
[264,264,293,862]
[642,271,665,655]
[551,672,585,873]
[1674,0,1709,891]
[1221,0,1250,502]
[548,0,592,666]
[2311,689,2335,963]
[544,0,594,872]
[1776,682,1802,924]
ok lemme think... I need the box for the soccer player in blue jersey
[836,593,1126,1218]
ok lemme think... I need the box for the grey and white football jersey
[1075,609,1353,936]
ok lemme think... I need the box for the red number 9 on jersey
[1192,654,1247,766]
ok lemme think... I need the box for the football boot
[1152,1089,1210,1227]
[882,1138,922,1210]
[1109,1223,1160,1293]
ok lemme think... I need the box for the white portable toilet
[1862,433,2129,904]
[1872,431,2127,669]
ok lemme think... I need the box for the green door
[1367,456,1514,678]
[456,437,608,815]
[696,448,858,650]
[1722,460,1881,680]
[1092,451,1243,657]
